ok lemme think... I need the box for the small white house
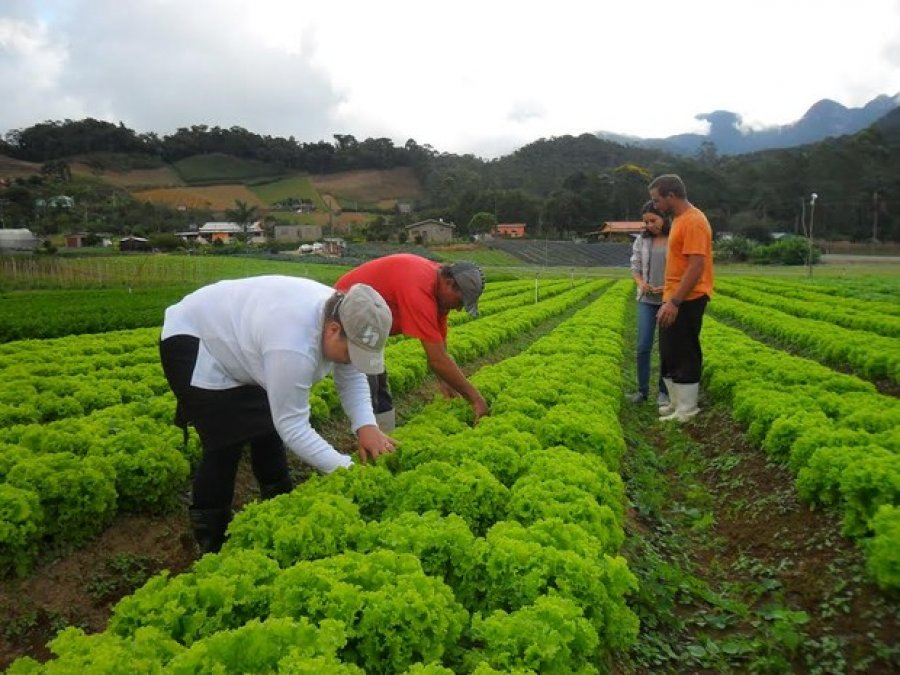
[198,221,266,244]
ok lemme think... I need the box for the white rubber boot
[658,378,677,415]
[660,383,700,422]
[375,409,396,432]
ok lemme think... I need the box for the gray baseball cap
[338,284,393,375]
[448,261,485,317]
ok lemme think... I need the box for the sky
[1,0,899,159]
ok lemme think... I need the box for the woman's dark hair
[640,200,671,237]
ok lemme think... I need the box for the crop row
[708,293,900,386]
[737,276,900,313]
[0,280,590,428]
[701,317,900,591]
[0,286,194,342]
[312,280,609,422]
[9,281,637,674]
[448,278,580,327]
[717,278,900,338]
[0,277,540,343]
[0,280,609,576]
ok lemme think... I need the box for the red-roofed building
[594,221,644,240]
[493,223,526,238]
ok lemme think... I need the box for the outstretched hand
[470,394,490,423]
[356,424,398,464]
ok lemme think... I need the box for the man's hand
[437,378,461,399]
[356,425,398,464]
[656,301,679,328]
[471,393,490,422]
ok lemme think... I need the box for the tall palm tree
[225,200,259,244]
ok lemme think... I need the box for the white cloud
[1,0,898,157]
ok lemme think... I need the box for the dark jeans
[159,335,291,511]
[636,301,667,398]
[659,295,709,384]
[367,371,393,414]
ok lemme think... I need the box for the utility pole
[807,193,817,278]
[872,191,880,243]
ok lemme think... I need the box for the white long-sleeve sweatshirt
[161,275,375,472]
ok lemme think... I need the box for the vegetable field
[0,262,898,673]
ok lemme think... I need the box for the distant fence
[818,241,900,256]
[488,240,632,267]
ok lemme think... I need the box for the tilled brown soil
[622,403,899,673]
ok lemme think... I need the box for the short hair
[323,291,347,336]
[649,174,687,199]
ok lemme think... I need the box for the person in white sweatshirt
[159,276,395,553]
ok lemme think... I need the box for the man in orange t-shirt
[336,253,488,430]
[648,174,714,422]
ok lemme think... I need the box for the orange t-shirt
[336,253,448,343]
[663,206,714,301]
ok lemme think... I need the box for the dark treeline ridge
[0,119,422,173]
[3,110,900,241]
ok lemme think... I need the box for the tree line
[2,113,899,242]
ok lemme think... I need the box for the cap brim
[348,341,385,375]
[464,300,479,318]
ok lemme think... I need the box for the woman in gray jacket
[627,201,671,405]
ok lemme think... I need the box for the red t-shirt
[336,254,448,343]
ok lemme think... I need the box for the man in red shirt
[649,174,714,422]
[336,253,488,430]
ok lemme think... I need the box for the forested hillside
[2,115,899,241]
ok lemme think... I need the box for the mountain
[873,106,900,146]
[597,93,900,156]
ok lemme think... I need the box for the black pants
[159,335,291,511]
[659,295,709,384]
[367,371,393,414]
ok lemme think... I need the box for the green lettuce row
[448,278,582,327]
[0,281,607,576]
[716,278,900,338]
[0,278,544,347]
[708,292,900,385]
[729,276,900,318]
[0,279,595,429]
[0,363,168,426]
[701,317,900,589]
[381,280,609,396]
[309,279,610,423]
[0,398,197,576]
[253,280,638,670]
[0,285,194,342]
[0,326,160,362]
[14,282,636,673]
[383,278,580,348]
[866,505,900,591]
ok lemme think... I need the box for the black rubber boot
[258,476,293,500]
[188,508,232,554]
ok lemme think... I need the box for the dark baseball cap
[448,261,485,317]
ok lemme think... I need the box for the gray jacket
[629,234,667,303]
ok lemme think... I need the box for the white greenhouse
[0,228,39,252]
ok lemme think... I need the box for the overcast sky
[2,0,899,158]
